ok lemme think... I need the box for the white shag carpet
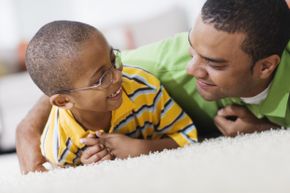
[1,129,290,193]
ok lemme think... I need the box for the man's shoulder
[121,32,190,73]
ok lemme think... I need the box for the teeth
[109,87,121,97]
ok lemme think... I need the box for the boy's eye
[111,57,116,66]
[92,66,109,85]
[110,52,116,66]
[93,74,103,85]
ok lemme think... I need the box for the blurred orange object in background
[17,40,28,71]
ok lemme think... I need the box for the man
[17,0,290,173]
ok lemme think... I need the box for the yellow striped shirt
[41,66,197,166]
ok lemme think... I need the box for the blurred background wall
[0,0,206,74]
[0,0,206,152]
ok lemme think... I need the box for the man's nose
[186,56,208,79]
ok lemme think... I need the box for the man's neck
[241,79,273,105]
[70,109,111,131]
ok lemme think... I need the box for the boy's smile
[107,86,122,100]
[67,32,123,113]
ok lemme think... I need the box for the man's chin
[198,90,222,101]
[201,95,219,101]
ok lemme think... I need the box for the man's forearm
[16,95,51,173]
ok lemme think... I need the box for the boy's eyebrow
[91,47,113,80]
[188,29,228,64]
[91,64,106,80]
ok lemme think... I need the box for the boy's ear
[49,94,74,109]
[255,54,280,79]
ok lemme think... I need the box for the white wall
[0,0,206,47]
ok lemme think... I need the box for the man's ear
[254,54,280,79]
[49,94,74,109]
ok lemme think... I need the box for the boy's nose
[112,69,122,84]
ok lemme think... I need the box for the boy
[25,20,197,167]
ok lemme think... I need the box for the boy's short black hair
[201,0,290,62]
[26,20,99,96]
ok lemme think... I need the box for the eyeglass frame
[55,48,123,94]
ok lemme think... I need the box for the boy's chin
[107,98,123,111]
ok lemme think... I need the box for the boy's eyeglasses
[56,49,123,94]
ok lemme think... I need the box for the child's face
[67,34,123,112]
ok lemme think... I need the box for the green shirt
[122,32,290,138]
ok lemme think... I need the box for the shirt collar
[258,41,290,117]
[57,87,135,148]
[109,87,135,132]
[58,108,93,149]
[222,41,290,118]
[240,82,272,105]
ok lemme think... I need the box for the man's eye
[205,60,224,70]
[189,48,197,56]
[209,64,225,70]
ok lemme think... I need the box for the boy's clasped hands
[80,130,146,165]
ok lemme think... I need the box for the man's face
[187,16,259,101]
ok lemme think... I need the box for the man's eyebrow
[187,29,193,47]
[200,54,228,63]
[188,29,228,64]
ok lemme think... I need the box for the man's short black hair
[201,0,290,62]
[26,20,99,96]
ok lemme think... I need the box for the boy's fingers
[99,152,115,163]
[101,138,114,149]
[81,148,110,165]
[87,133,96,138]
[81,144,105,159]
[80,137,100,146]
[95,130,110,138]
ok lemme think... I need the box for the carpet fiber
[1,129,290,193]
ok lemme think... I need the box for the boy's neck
[70,109,112,132]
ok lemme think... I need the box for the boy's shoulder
[122,65,161,91]
[121,65,163,102]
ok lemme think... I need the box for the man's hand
[214,105,279,137]
[16,135,47,174]
[16,95,51,174]
[16,121,48,173]
[80,134,114,165]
